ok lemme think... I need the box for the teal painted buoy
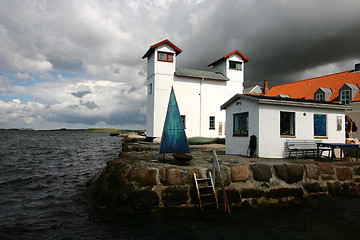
[159,87,191,155]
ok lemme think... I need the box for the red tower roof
[208,50,250,67]
[142,39,182,59]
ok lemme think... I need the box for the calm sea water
[0,130,360,240]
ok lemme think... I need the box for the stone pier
[86,136,360,212]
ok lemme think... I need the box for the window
[229,61,242,70]
[148,83,152,94]
[158,52,174,62]
[337,116,342,131]
[280,111,295,136]
[209,116,215,130]
[181,115,186,129]
[314,114,327,137]
[315,93,324,101]
[340,90,351,104]
[219,122,223,135]
[233,112,248,136]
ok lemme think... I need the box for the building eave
[208,50,250,67]
[142,39,182,59]
[175,68,229,81]
[221,94,257,110]
[258,98,352,110]
[221,94,352,111]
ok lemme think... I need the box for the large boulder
[274,165,304,184]
[250,164,272,182]
[231,166,250,182]
[128,167,157,187]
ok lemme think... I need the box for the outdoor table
[316,142,359,162]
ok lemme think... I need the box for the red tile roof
[142,39,182,59]
[208,50,250,67]
[265,70,360,103]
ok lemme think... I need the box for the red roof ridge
[208,50,250,67]
[298,69,353,82]
[142,39,182,59]
[268,70,354,91]
[243,92,262,96]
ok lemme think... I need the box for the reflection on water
[89,196,360,240]
[0,130,359,239]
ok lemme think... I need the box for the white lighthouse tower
[142,39,249,140]
[142,39,181,140]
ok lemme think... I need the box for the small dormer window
[229,61,242,70]
[339,83,359,105]
[158,52,174,62]
[314,87,332,102]
[315,93,324,101]
[340,89,351,104]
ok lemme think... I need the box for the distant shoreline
[0,128,145,133]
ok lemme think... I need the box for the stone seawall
[86,148,360,212]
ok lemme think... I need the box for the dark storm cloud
[80,100,98,109]
[106,111,146,126]
[176,0,360,88]
[1,0,360,130]
[44,107,145,126]
[70,90,92,98]
[48,56,83,72]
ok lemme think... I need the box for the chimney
[263,80,269,94]
[355,63,360,72]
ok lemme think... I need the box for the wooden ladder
[194,172,219,212]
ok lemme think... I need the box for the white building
[142,39,249,140]
[221,94,351,158]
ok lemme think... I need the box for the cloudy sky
[1,0,360,130]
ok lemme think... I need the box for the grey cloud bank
[0,0,359,129]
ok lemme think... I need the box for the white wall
[173,77,201,138]
[154,44,176,75]
[199,80,227,137]
[226,55,244,93]
[152,74,174,138]
[225,98,347,158]
[146,75,155,137]
[211,54,244,95]
[225,98,259,156]
[147,53,155,78]
[149,72,234,138]
[174,77,229,138]
[258,104,346,158]
[146,44,245,139]
[146,44,177,138]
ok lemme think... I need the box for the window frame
[280,111,295,137]
[315,93,324,101]
[229,60,242,71]
[233,112,249,137]
[340,89,351,104]
[314,114,327,137]
[157,51,174,63]
[209,116,215,130]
